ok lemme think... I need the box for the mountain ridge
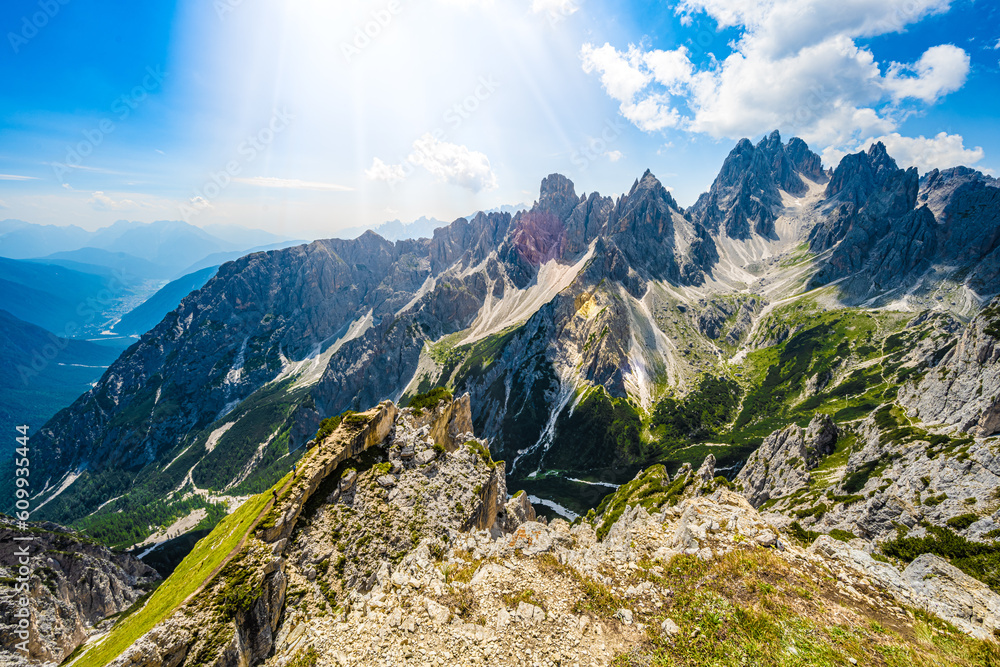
[12,132,1000,558]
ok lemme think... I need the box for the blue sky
[0,0,997,240]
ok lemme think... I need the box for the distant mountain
[339,207,530,243]
[470,203,529,219]
[113,266,219,336]
[0,220,91,258]
[0,309,119,451]
[201,224,293,248]
[338,216,450,241]
[178,240,307,277]
[2,219,295,278]
[83,220,238,269]
[29,248,174,280]
[0,257,132,336]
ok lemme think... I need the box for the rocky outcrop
[695,295,765,347]
[902,553,1000,640]
[260,401,398,543]
[410,393,475,453]
[735,414,839,508]
[811,537,1000,641]
[900,297,1000,436]
[103,397,532,667]
[0,519,158,664]
[745,403,1000,543]
[498,490,537,533]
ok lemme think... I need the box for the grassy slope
[608,549,1000,667]
[72,475,282,667]
[585,470,1000,665]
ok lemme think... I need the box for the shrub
[946,513,979,531]
[881,526,1000,592]
[407,387,453,414]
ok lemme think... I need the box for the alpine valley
[3,132,1000,666]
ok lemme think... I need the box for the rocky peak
[784,136,827,183]
[825,141,916,211]
[536,173,581,221]
[690,130,823,240]
[605,170,688,282]
[429,211,512,273]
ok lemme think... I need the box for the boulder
[903,553,1000,640]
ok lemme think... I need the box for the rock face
[735,414,839,508]
[902,553,1000,641]
[0,519,159,664]
[689,130,827,240]
[102,395,530,667]
[900,297,1000,436]
[809,144,1000,306]
[737,401,1000,543]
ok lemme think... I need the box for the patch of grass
[71,479,277,667]
[406,386,453,414]
[287,646,319,667]
[502,588,544,610]
[612,548,1000,667]
[829,529,857,542]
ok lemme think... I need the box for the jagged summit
[535,172,580,220]
[689,129,826,240]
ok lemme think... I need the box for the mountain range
[11,131,998,558]
[1,130,999,666]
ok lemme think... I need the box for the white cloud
[189,196,213,211]
[409,134,498,192]
[581,43,683,131]
[825,132,984,173]
[884,44,969,103]
[234,176,354,191]
[581,43,651,102]
[0,174,37,181]
[581,0,971,158]
[87,191,138,211]
[366,158,408,184]
[369,134,498,193]
[606,150,623,162]
[0,199,7,209]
